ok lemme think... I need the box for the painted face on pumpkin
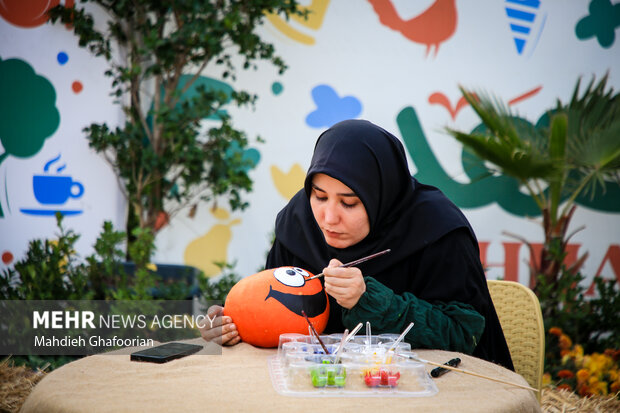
[266,267,327,318]
[224,266,330,347]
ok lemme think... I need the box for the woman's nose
[323,203,339,224]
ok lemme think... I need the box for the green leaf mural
[397,105,620,216]
[0,58,60,217]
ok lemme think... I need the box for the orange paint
[428,93,469,120]
[0,0,74,28]
[224,267,329,348]
[71,81,83,94]
[368,0,457,56]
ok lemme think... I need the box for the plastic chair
[487,280,545,399]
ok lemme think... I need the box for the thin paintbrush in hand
[307,249,391,280]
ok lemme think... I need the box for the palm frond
[448,130,556,181]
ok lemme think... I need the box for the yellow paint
[271,163,306,200]
[183,207,241,277]
[265,0,330,45]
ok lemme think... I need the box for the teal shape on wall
[576,0,620,48]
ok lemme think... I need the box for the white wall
[1,1,619,290]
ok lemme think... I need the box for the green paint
[0,58,60,217]
[397,106,620,216]
[575,0,620,48]
[271,81,283,95]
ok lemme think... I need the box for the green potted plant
[446,75,620,296]
[49,0,305,235]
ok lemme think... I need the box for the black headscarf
[274,119,472,271]
[268,119,514,369]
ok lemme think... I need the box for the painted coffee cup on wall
[33,175,84,205]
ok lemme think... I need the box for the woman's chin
[325,236,352,249]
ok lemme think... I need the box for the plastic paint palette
[268,334,438,397]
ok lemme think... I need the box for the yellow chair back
[487,280,545,398]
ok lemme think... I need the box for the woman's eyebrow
[312,183,357,197]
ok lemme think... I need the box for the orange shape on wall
[367,0,457,57]
[0,0,74,28]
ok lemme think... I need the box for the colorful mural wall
[1,1,619,291]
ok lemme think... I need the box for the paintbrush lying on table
[307,249,391,280]
[402,353,538,392]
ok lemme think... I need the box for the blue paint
[20,209,82,216]
[306,85,362,128]
[57,52,69,65]
[514,37,526,54]
[506,0,540,7]
[510,24,530,34]
[506,8,536,22]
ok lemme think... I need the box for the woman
[201,119,513,370]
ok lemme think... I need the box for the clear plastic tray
[268,334,438,397]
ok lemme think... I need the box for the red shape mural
[367,0,457,56]
[0,0,74,28]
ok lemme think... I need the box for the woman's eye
[341,201,357,209]
[314,194,327,202]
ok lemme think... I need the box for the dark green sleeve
[342,276,485,354]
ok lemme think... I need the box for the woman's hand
[199,305,241,346]
[322,258,366,309]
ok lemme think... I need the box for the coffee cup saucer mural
[224,267,330,347]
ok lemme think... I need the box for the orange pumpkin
[224,267,330,347]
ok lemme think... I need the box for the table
[21,339,541,412]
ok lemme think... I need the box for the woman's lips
[324,229,342,238]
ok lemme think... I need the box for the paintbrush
[333,322,363,355]
[384,322,414,364]
[402,353,538,392]
[301,310,330,354]
[307,249,391,280]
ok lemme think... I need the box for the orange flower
[594,381,608,396]
[577,369,590,382]
[559,334,573,350]
[542,373,552,387]
[557,383,572,391]
[557,369,575,379]
[610,381,620,393]
[549,327,563,336]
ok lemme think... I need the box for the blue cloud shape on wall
[305,84,362,128]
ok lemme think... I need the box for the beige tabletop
[21,338,541,413]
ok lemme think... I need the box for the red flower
[557,370,575,379]
[557,384,573,391]
[578,384,593,397]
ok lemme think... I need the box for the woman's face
[309,173,370,249]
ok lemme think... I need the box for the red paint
[0,0,74,28]
[154,211,169,231]
[479,241,620,291]
[2,251,13,265]
[71,81,83,94]
[508,86,543,106]
[586,245,620,295]
[428,93,469,120]
[367,0,457,56]
[479,241,521,282]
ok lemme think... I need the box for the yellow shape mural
[271,163,306,200]
[184,207,241,277]
[265,0,331,45]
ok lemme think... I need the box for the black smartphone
[130,342,203,363]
